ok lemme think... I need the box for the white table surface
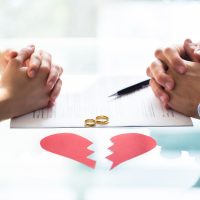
[1,38,200,200]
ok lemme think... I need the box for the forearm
[0,88,11,121]
[0,50,4,74]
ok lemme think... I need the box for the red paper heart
[107,133,157,169]
[40,133,96,169]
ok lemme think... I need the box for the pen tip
[108,93,117,97]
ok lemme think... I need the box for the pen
[109,79,150,97]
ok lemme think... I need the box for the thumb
[5,50,18,61]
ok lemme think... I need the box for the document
[10,75,193,128]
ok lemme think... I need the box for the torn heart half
[40,133,96,169]
[106,133,157,170]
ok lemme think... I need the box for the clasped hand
[147,39,200,118]
[0,45,63,120]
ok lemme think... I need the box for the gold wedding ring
[84,115,109,127]
[95,115,109,125]
[85,119,96,127]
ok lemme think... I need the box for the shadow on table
[150,126,200,188]
[150,127,200,155]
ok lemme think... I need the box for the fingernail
[165,82,173,90]
[29,45,35,48]
[195,49,200,55]
[160,96,166,103]
[29,70,35,78]
[178,66,186,74]
[48,100,55,107]
[48,81,54,89]
[50,96,56,102]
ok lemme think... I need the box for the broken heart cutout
[40,133,156,170]
[40,133,96,169]
[107,133,157,169]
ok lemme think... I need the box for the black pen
[109,79,150,97]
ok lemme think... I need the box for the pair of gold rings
[84,115,109,127]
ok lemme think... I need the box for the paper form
[10,75,193,128]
